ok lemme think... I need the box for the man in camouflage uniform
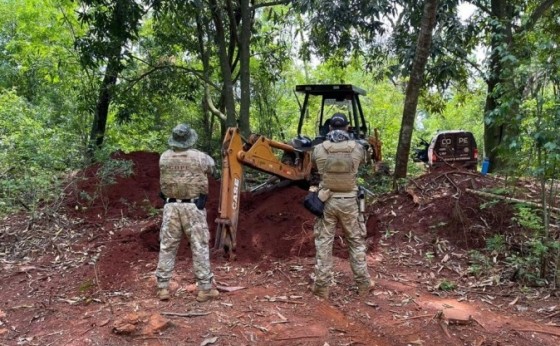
[155,124,219,302]
[310,113,374,299]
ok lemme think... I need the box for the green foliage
[506,252,546,287]
[96,158,134,186]
[505,205,559,286]
[78,278,95,293]
[293,0,391,61]
[0,0,82,98]
[424,251,434,261]
[0,0,95,215]
[485,187,511,196]
[485,234,506,253]
[416,84,485,156]
[512,205,543,232]
[467,250,490,277]
[0,90,86,215]
[70,146,135,214]
[75,0,147,69]
[143,199,159,217]
[382,227,398,239]
[479,199,499,210]
[437,279,456,291]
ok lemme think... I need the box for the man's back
[313,140,365,194]
[159,149,214,199]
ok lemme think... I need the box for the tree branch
[519,0,558,34]
[251,0,292,10]
[444,46,487,82]
[468,0,491,16]
[56,4,78,42]
[121,60,220,94]
[205,87,227,121]
[466,188,560,213]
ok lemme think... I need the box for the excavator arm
[214,84,384,259]
[214,127,313,259]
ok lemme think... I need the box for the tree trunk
[87,57,119,157]
[238,0,251,136]
[209,0,237,127]
[393,0,438,181]
[483,0,510,172]
[196,8,225,152]
[482,0,555,172]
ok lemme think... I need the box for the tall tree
[207,0,238,129]
[75,0,149,155]
[393,0,439,180]
[238,0,252,135]
[155,0,292,138]
[477,0,558,171]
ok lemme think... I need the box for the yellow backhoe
[214,84,382,259]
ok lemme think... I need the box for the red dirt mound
[368,168,526,252]
[65,151,378,265]
[65,151,163,222]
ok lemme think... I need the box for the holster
[195,194,207,210]
[303,191,324,218]
[358,186,366,213]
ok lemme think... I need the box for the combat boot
[357,279,375,296]
[196,288,219,302]
[157,288,170,301]
[311,284,329,299]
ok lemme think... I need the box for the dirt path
[1,151,559,346]
[1,229,559,346]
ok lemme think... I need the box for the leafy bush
[438,279,456,291]
[506,252,546,286]
[512,205,543,232]
[467,250,490,277]
[485,234,506,253]
[504,205,558,286]
[0,90,85,215]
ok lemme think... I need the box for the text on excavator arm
[214,127,313,259]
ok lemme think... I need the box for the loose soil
[1,152,559,346]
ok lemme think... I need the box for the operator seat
[319,118,331,137]
[312,118,331,146]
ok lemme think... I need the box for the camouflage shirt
[159,149,215,199]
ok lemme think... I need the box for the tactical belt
[165,198,194,203]
[332,196,355,199]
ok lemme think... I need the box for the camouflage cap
[168,124,198,149]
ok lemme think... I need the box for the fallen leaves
[261,295,305,305]
[216,285,246,293]
[200,336,218,346]
[161,311,210,318]
[270,313,288,324]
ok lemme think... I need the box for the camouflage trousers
[313,197,370,288]
[155,202,214,290]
